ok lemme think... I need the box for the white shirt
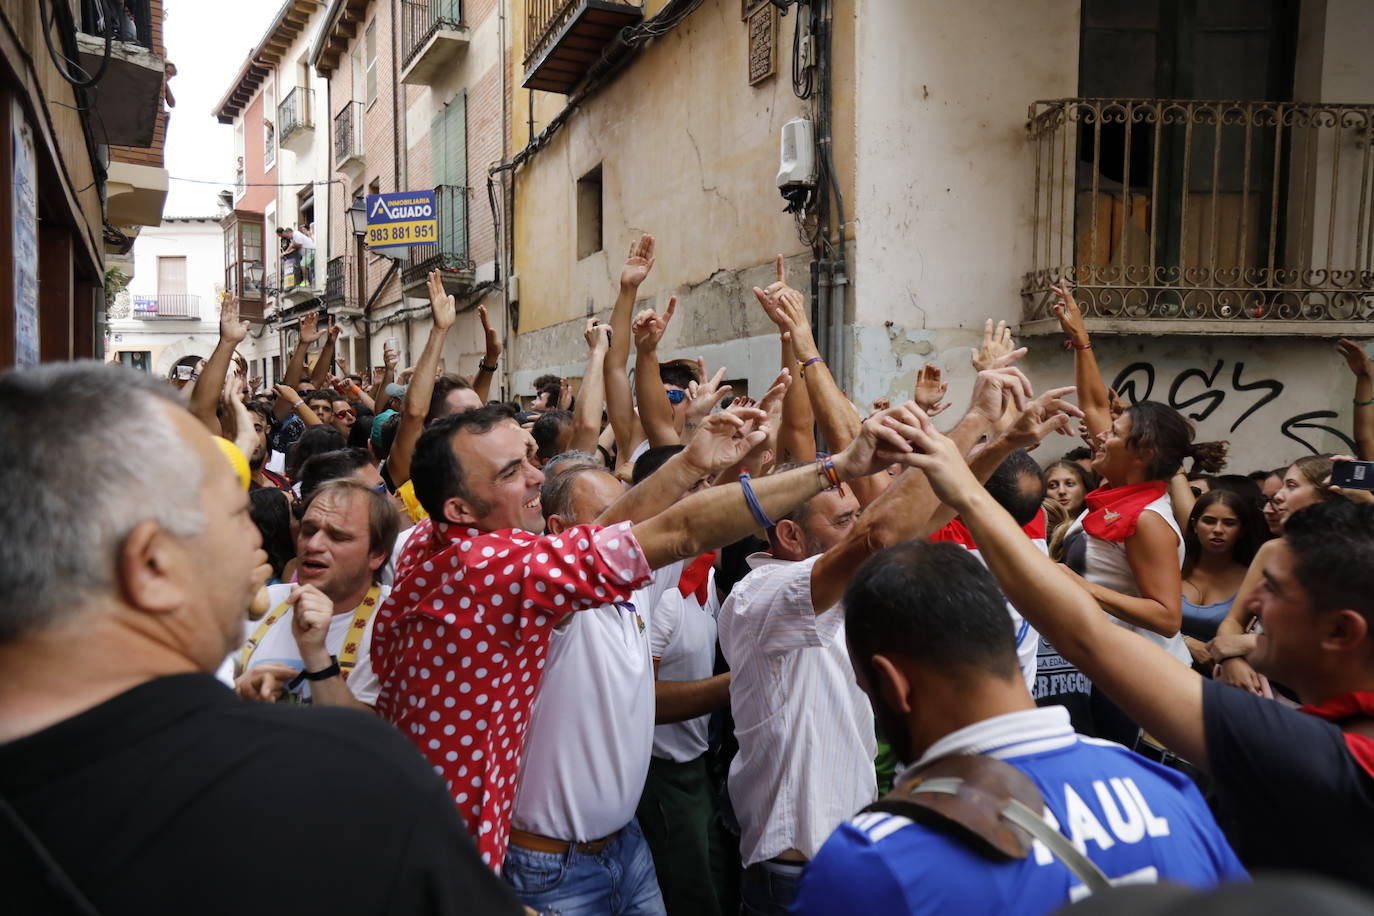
[718,553,877,866]
[290,229,315,251]
[511,561,683,841]
[1068,493,1190,665]
[237,582,389,705]
[650,566,720,763]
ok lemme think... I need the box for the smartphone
[1332,459,1374,491]
[176,365,193,380]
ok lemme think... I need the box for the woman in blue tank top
[1180,490,1266,659]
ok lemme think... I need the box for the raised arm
[309,323,340,389]
[778,331,817,463]
[274,384,322,427]
[632,298,680,448]
[902,415,1209,769]
[1052,283,1111,438]
[387,271,456,486]
[681,360,733,445]
[606,234,655,458]
[273,312,320,422]
[472,303,501,403]
[570,319,612,455]
[1169,468,1198,533]
[1338,339,1374,460]
[631,404,920,570]
[189,294,249,434]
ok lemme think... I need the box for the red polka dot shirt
[372,517,652,870]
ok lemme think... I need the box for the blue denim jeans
[503,819,667,916]
[739,860,805,916]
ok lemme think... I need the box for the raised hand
[1337,338,1372,380]
[383,342,399,369]
[631,297,677,352]
[1050,282,1088,347]
[971,320,1016,372]
[299,310,323,345]
[557,378,573,411]
[219,293,250,345]
[966,353,1032,426]
[426,270,456,330]
[478,303,501,361]
[883,405,984,506]
[754,280,810,337]
[682,404,770,477]
[738,369,792,473]
[247,376,263,395]
[620,233,656,291]
[913,364,950,417]
[1325,455,1374,505]
[584,318,612,352]
[871,397,891,414]
[831,402,929,480]
[1000,386,1083,451]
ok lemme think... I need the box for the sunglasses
[666,388,686,405]
[337,409,357,421]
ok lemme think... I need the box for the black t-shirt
[1032,634,1096,735]
[1203,677,1374,888]
[1,674,522,915]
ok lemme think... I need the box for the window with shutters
[365,21,378,106]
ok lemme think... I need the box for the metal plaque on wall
[748,4,777,86]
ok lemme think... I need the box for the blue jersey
[792,719,1247,915]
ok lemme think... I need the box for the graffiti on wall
[1108,360,1355,457]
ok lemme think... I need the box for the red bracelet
[1070,341,1092,351]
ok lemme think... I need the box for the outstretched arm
[606,234,655,458]
[778,331,817,463]
[387,271,456,486]
[1052,283,1111,438]
[190,294,250,435]
[570,319,612,455]
[1338,339,1374,460]
[472,303,501,403]
[901,416,1209,769]
[310,323,340,389]
[632,298,680,448]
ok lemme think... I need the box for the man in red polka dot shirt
[370,398,936,871]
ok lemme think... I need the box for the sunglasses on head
[666,388,686,405]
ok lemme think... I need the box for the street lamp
[348,199,368,236]
[244,261,264,290]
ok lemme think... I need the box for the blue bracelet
[738,471,775,529]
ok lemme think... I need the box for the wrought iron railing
[401,185,473,288]
[333,101,364,170]
[525,0,638,65]
[1023,98,1374,324]
[401,0,464,70]
[323,255,357,311]
[81,0,154,51]
[131,294,200,319]
[279,87,313,142]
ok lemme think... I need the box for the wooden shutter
[157,256,187,295]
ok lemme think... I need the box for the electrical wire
[38,0,115,89]
[169,176,346,188]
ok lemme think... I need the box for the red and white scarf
[1081,480,1169,543]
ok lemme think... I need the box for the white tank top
[1068,492,1191,665]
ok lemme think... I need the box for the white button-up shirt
[718,552,877,867]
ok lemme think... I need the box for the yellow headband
[214,436,252,492]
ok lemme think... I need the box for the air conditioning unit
[776,117,817,213]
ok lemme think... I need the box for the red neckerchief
[930,508,1047,549]
[1300,691,1374,780]
[1081,480,1168,542]
[677,551,717,605]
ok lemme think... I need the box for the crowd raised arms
[4,228,1374,916]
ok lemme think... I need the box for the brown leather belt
[508,827,619,856]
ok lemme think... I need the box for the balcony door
[1077,0,1297,304]
[157,256,187,295]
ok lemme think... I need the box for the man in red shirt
[371,397,931,869]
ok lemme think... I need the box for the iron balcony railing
[525,0,637,65]
[278,87,313,142]
[401,0,464,70]
[323,255,358,312]
[131,294,200,319]
[401,185,473,288]
[1022,98,1374,324]
[81,0,153,51]
[333,101,364,170]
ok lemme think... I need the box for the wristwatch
[301,655,341,681]
[477,360,498,373]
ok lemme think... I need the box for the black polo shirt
[1203,677,1374,888]
[1,674,522,915]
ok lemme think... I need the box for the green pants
[636,754,724,916]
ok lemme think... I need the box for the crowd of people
[4,233,1374,916]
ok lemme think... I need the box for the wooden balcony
[522,0,642,95]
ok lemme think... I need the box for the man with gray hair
[0,363,520,914]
